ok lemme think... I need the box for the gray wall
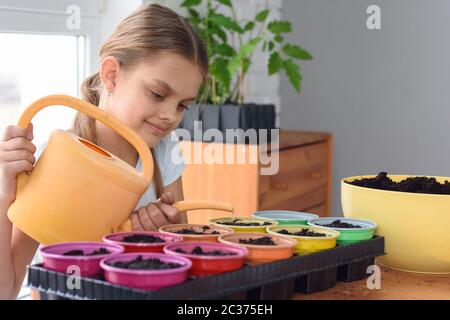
[280,0,450,215]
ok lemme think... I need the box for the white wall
[99,0,144,52]
[280,0,450,215]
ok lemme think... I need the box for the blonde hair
[73,4,208,198]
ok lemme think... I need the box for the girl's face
[100,52,204,147]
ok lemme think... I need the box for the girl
[0,4,208,299]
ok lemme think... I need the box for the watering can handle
[16,95,154,190]
[116,199,234,232]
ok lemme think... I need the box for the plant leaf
[216,0,232,7]
[268,41,275,51]
[283,44,313,60]
[243,58,251,74]
[244,21,255,32]
[241,37,262,56]
[188,8,200,18]
[274,35,284,43]
[209,13,243,33]
[187,8,201,24]
[283,59,302,93]
[227,38,261,75]
[268,52,282,75]
[211,26,227,42]
[215,43,235,56]
[267,20,292,34]
[255,9,270,22]
[181,0,201,7]
[211,58,231,90]
[227,56,241,77]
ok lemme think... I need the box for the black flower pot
[178,103,276,144]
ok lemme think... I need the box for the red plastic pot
[39,242,124,277]
[164,242,248,277]
[100,253,192,291]
[103,231,182,253]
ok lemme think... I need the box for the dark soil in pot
[347,171,450,194]
[320,220,362,229]
[107,255,182,270]
[174,226,220,235]
[174,246,237,256]
[220,219,272,227]
[278,229,327,237]
[238,236,277,245]
[122,234,166,243]
[63,248,110,256]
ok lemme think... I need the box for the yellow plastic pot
[7,95,234,244]
[267,225,339,255]
[342,175,450,274]
[209,217,278,233]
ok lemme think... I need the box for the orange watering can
[7,95,233,244]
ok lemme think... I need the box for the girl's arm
[0,124,39,299]
[0,208,38,299]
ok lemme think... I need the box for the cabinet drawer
[258,142,328,211]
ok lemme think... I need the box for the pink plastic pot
[103,231,182,253]
[39,242,124,277]
[100,253,192,291]
[164,242,248,277]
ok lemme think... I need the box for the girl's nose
[157,102,178,123]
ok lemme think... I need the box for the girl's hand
[131,191,181,231]
[0,124,36,207]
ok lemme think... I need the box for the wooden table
[293,264,450,300]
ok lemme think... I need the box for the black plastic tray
[27,236,384,300]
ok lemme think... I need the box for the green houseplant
[178,0,313,138]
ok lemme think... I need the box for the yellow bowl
[267,225,339,255]
[342,175,450,274]
[209,217,278,233]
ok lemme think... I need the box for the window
[0,0,101,300]
[0,32,86,300]
[0,32,85,147]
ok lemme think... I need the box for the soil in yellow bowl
[267,225,339,255]
[209,217,278,233]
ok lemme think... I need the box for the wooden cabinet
[180,130,332,224]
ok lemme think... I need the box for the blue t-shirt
[34,131,185,210]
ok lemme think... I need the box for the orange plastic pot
[218,232,296,264]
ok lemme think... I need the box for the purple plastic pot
[39,242,124,277]
[103,231,183,253]
[100,253,192,291]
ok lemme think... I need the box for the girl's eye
[151,91,164,100]
[179,104,190,111]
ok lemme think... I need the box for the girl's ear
[100,56,120,94]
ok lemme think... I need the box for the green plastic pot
[252,210,319,225]
[307,218,377,245]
